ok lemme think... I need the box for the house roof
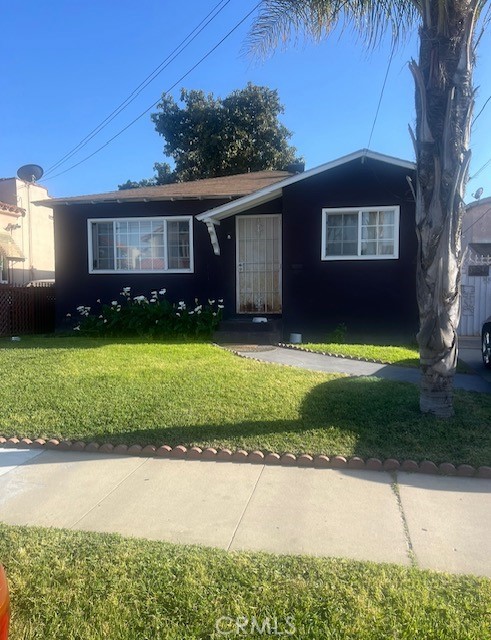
[0,232,25,261]
[469,243,491,257]
[0,200,24,217]
[466,196,491,211]
[196,149,416,223]
[42,171,293,206]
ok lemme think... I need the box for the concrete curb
[1,437,490,479]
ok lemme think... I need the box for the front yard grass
[2,524,490,640]
[0,336,490,466]
[297,341,471,372]
[299,342,421,366]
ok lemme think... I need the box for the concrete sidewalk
[1,448,490,577]
[231,345,491,393]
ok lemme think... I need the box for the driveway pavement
[1,448,490,577]
[230,344,491,393]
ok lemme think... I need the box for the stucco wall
[0,178,54,284]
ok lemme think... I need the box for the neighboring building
[459,196,491,336]
[45,149,418,340]
[0,200,25,283]
[0,178,54,284]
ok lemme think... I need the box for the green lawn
[2,524,490,640]
[297,342,471,372]
[299,342,421,366]
[1,336,490,466]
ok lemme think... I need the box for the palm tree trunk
[412,0,477,417]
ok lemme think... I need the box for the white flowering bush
[70,288,223,338]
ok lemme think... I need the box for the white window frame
[321,206,400,261]
[88,216,194,274]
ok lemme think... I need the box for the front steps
[213,317,282,345]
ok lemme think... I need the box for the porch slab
[397,473,491,577]
[229,467,410,565]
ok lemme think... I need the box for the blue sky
[1,0,490,199]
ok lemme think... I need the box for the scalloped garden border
[1,437,490,478]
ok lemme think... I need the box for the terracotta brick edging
[1,436,490,479]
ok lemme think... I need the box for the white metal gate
[458,254,491,336]
[236,215,282,314]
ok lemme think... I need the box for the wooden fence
[0,284,56,337]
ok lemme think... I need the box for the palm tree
[250,0,490,417]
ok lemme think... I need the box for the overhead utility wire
[43,2,262,182]
[470,156,491,181]
[365,41,396,151]
[43,0,232,177]
[472,94,491,127]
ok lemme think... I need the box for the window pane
[92,222,114,270]
[361,241,377,255]
[167,220,190,269]
[379,242,394,255]
[362,211,378,226]
[342,242,358,255]
[361,210,395,256]
[326,212,358,256]
[379,211,394,225]
[361,226,377,240]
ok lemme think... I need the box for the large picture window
[321,206,399,260]
[88,217,193,273]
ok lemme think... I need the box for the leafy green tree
[118,162,175,189]
[119,84,300,188]
[151,83,300,182]
[250,0,489,417]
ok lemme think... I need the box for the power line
[43,0,232,178]
[43,2,262,182]
[366,41,397,150]
[470,156,491,181]
[472,94,491,128]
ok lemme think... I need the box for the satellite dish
[472,187,484,200]
[17,164,44,183]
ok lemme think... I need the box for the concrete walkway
[1,447,490,577]
[231,344,491,393]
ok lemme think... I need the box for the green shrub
[71,287,223,338]
[327,323,348,343]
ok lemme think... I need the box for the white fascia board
[196,188,283,222]
[197,149,415,223]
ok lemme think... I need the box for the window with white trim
[88,217,193,273]
[321,206,399,260]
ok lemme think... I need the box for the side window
[322,207,399,260]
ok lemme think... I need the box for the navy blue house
[46,150,418,340]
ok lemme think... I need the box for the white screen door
[236,215,282,314]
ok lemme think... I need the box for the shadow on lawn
[82,377,490,467]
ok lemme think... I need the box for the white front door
[236,214,282,314]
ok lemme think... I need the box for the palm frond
[248,0,421,58]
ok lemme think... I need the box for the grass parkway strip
[1,524,490,640]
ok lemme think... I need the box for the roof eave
[197,149,416,223]
[36,193,250,207]
[197,188,283,222]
